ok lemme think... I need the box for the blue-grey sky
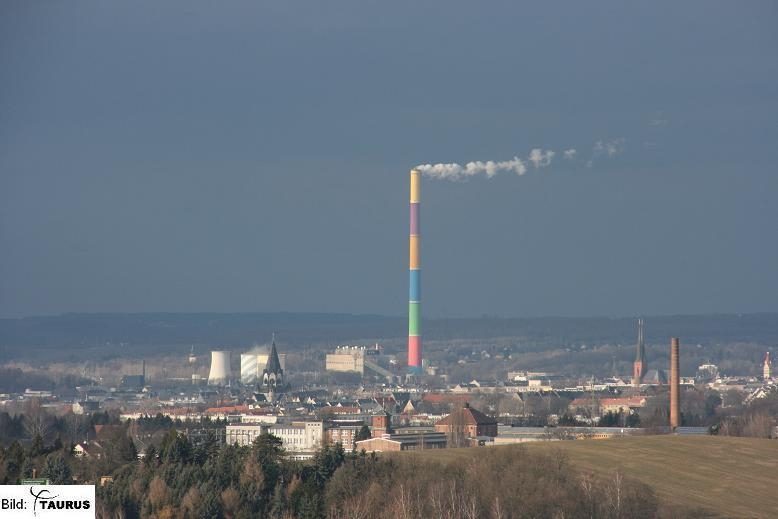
[1,1,777,318]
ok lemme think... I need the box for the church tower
[632,318,646,387]
[262,335,284,389]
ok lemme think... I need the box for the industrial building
[120,360,146,389]
[326,346,367,374]
[325,344,393,380]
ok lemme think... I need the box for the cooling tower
[241,353,258,385]
[670,338,680,429]
[408,168,422,375]
[208,350,231,385]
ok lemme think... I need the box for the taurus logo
[29,487,59,517]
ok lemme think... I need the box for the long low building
[491,425,646,444]
[355,432,447,452]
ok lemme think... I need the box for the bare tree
[23,398,53,441]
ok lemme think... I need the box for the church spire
[632,318,646,387]
[262,334,284,388]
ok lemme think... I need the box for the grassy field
[403,436,778,518]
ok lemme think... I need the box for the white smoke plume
[417,139,623,180]
[593,138,625,157]
[416,157,527,181]
[528,148,555,168]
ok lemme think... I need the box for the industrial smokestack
[670,337,680,429]
[408,169,422,375]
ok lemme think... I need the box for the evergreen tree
[29,434,44,457]
[144,445,157,467]
[20,457,35,479]
[42,453,71,484]
[50,436,64,453]
[270,482,286,518]
[198,486,222,519]
[354,425,371,443]
[3,442,25,483]
[160,429,192,464]
[116,434,138,463]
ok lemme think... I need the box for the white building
[226,423,264,446]
[268,421,323,459]
[326,346,366,374]
[226,421,324,460]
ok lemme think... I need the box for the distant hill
[405,436,778,518]
[0,312,776,362]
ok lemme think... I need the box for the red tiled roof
[436,405,496,426]
[422,393,471,404]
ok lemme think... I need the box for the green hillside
[404,436,778,518]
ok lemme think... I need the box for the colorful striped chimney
[408,169,422,375]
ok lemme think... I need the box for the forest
[0,408,668,518]
[96,433,666,519]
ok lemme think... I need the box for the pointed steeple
[632,318,646,387]
[262,334,284,388]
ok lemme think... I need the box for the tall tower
[669,337,680,429]
[764,352,772,380]
[408,169,422,375]
[632,318,646,387]
[262,336,284,388]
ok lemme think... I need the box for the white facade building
[226,421,324,460]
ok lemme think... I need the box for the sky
[1,1,777,319]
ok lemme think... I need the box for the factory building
[120,360,146,389]
[324,344,393,380]
[326,346,366,374]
